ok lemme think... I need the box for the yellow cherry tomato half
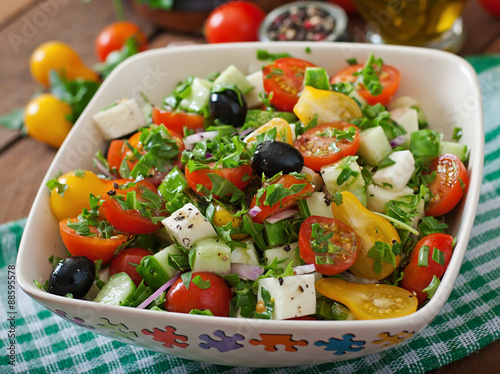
[244,118,294,146]
[30,41,99,86]
[293,86,362,126]
[212,204,247,240]
[331,191,401,280]
[24,94,73,148]
[49,170,107,221]
[316,278,418,320]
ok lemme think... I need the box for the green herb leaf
[0,108,24,131]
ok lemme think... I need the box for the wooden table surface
[1,0,498,372]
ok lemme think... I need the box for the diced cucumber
[179,77,213,113]
[263,242,301,270]
[190,237,231,274]
[214,64,255,94]
[389,107,419,148]
[231,239,260,266]
[135,245,183,290]
[439,141,468,162]
[94,272,136,305]
[305,192,334,218]
[357,126,392,166]
[304,67,330,90]
[321,156,367,206]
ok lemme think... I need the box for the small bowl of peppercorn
[259,1,348,42]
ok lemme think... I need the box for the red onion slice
[265,208,298,224]
[231,263,264,280]
[136,271,181,309]
[248,205,261,217]
[390,136,407,148]
[183,131,219,149]
[293,264,316,275]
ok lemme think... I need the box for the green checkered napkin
[1,56,499,374]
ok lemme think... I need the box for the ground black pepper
[267,5,336,41]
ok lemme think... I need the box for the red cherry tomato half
[263,57,317,112]
[95,21,147,62]
[152,107,205,134]
[299,216,361,276]
[400,233,454,305]
[110,247,151,286]
[295,122,360,172]
[102,179,164,235]
[107,139,125,176]
[249,174,314,224]
[165,272,233,317]
[59,219,128,263]
[185,163,253,198]
[204,1,266,43]
[477,0,500,17]
[330,63,401,106]
[425,154,468,217]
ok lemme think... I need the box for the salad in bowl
[17,43,483,367]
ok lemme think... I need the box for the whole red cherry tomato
[204,1,266,43]
[95,21,148,62]
[400,233,454,305]
[328,0,357,14]
[477,0,500,17]
[165,272,233,317]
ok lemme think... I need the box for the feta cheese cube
[257,274,316,320]
[161,203,217,248]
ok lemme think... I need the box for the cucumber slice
[190,237,232,274]
[357,126,392,166]
[304,67,330,90]
[231,239,260,266]
[321,156,366,205]
[135,245,183,290]
[94,272,136,305]
[179,77,213,113]
[305,192,334,219]
[439,141,468,162]
[263,242,301,270]
[214,64,254,94]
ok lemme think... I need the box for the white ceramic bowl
[16,42,484,367]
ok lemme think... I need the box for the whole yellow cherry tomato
[212,204,247,240]
[24,94,73,148]
[49,170,107,221]
[316,278,418,320]
[30,41,99,86]
[331,191,401,280]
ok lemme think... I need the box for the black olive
[252,140,304,178]
[48,256,96,299]
[209,88,247,127]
